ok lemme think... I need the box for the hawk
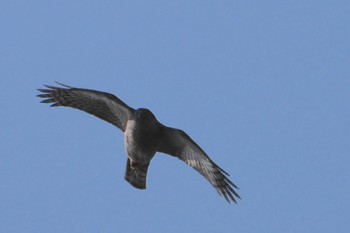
[37,82,240,203]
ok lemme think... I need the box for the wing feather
[157,126,240,204]
[37,82,135,131]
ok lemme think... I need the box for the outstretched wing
[157,126,240,204]
[37,82,135,131]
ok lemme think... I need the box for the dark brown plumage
[37,82,240,203]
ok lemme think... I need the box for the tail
[124,158,150,190]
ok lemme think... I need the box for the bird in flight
[37,82,240,203]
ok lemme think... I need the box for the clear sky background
[1,1,349,232]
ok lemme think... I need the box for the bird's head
[135,108,157,122]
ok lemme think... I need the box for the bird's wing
[37,82,135,131]
[157,126,240,204]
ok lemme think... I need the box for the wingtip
[38,82,71,90]
[43,84,58,89]
[54,81,72,88]
[40,98,54,104]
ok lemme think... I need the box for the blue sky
[1,0,349,232]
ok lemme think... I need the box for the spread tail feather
[124,158,150,190]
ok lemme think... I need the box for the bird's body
[124,109,159,189]
[38,83,240,203]
[125,109,158,163]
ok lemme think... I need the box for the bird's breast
[124,119,157,162]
